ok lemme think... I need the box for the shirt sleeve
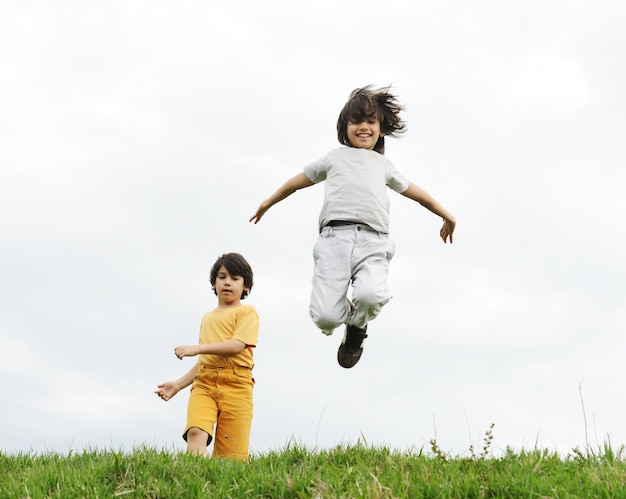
[303,153,328,183]
[386,161,411,193]
[232,306,260,347]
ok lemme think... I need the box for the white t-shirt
[303,147,410,234]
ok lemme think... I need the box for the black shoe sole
[337,324,367,368]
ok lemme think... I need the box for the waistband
[198,365,252,372]
[324,220,380,233]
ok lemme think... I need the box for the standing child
[249,85,455,369]
[155,253,259,460]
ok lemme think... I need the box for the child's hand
[249,201,270,224]
[174,345,200,359]
[440,218,455,244]
[155,381,179,401]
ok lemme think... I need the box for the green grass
[2,437,626,498]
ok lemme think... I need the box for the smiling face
[213,265,249,307]
[337,85,406,154]
[346,117,383,150]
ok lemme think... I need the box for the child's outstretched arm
[401,182,456,243]
[249,172,314,223]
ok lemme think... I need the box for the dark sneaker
[337,324,368,368]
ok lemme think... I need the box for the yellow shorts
[184,365,254,460]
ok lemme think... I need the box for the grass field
[3,432,626,498]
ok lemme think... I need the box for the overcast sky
[2,0,625,457]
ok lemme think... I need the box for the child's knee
[310,310,343,332]
[185,426,212,446]
[353,288,389,309]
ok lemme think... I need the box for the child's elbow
[227,340,248,356]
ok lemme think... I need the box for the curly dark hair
[209,253,254,299]
[336,85,407,154]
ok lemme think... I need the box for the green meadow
[3,430,626,498]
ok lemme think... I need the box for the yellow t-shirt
[197,304,259,369]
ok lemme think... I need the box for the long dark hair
[336,85,407,154]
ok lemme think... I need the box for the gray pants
[309,224,396,335]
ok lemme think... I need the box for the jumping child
[249,85,455,368]
[155,253,259,460]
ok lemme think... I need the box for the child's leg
[309,226,353,335]
[185,427,211,457]
[183,370,219,457]
[212,368,254,461]
[350,232,396,328]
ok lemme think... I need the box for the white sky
[1,0,625,457]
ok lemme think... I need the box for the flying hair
[336,85,407,154]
